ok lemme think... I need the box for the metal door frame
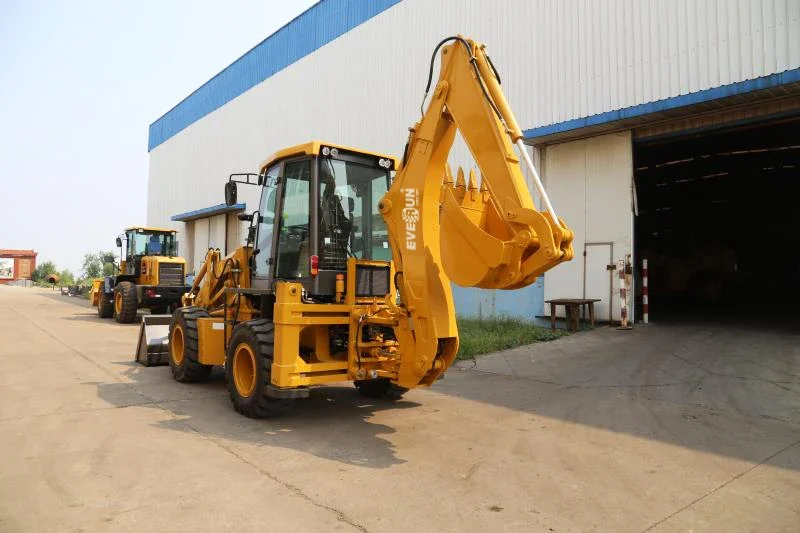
[583,241,614,323]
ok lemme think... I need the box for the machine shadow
[39,292,95,309]
[95,362,415,469]
[432,320,800,472]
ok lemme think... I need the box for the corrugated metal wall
[148,0,800,319]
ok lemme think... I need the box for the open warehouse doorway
[634,115,800,321]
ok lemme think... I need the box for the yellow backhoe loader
[159,36,573,417]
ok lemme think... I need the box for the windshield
[129,230,178,257]
[318,158,391,270]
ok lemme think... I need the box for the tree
[80,251,117,280]
[32,261,57,282]
[60,269,75,286]
[81,253,102,279]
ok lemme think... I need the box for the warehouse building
[148,0,800,322]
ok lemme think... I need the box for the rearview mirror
[225,181,238,206]
[348,197,355,213]
[115,237,122,248]
[102,254,115,264]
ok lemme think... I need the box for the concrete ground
[0,286,798,533]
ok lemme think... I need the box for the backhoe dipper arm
[379,36,573,389]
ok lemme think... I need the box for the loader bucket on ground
[135,314,172,367]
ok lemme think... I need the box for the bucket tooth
[443,164,454,187]
[467,169,478,190]
[441,164,455,202]
[454,167,466,202]
[468,169,478,200]
[479,175,490,201]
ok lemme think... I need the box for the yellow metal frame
[131,256,186,286]
[89,279,103,307]
[268,258,400,388]
[258,141,397,174]
[123,226,178,233]
[196,317,226,365]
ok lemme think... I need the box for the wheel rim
[114,292,122,315]
[233,343,257,398]
[171,325,184,365]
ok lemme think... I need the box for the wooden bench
[545,298,601,332]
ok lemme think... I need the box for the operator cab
[117,227,179,276]
[226,141,396,300]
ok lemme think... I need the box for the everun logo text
[401,188,419,250]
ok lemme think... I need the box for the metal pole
[617,258,632,330]
[642,258,649,324]
[515,139,560,226]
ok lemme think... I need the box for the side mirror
[102,254,115,264]
[115,237,122,247]
[348,197,355,213]
[225,181,238,206]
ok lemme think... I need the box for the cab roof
[259,141,397,172]
[124,226,177,233]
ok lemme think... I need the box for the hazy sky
[0,0,317,275]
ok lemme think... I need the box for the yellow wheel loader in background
[93,227,190,323]
[158,36,574,417]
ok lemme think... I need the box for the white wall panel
[543,132,633,321]
[192,218,209,275]
[226,213,242,254]
[209,214,226,252]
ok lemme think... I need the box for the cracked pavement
[1,286,799,532]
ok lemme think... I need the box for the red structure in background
[0,249,38,284]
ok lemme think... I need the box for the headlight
[321,146,331,156]
[330,148,339,157]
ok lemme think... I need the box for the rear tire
[226,319,291,418]
[169,306,213,382]
[114,281,138,323]
[355,378,408,400]
[97,291,114,318]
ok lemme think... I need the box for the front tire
[97,291,114,318]
[226,319,291,418]
[355,378,408,400]
[169,306,213,382]
[113,281,138,323]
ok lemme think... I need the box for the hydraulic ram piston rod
[515,139,560,227]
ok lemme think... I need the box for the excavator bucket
[439,165,573,290]
[135,314,172,366]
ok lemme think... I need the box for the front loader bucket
[135,314,172,367]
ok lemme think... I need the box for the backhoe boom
[380,36,573,388]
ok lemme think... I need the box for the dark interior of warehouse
[634,115,800,320]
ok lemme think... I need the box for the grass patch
[456,316,567,360]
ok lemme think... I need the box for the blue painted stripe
[523,68,800,140]
[149,0,403,152]
[452,276,546,324]
[172,203,246,222]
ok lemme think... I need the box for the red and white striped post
[617,257,632,330]
[642,258,649,324]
